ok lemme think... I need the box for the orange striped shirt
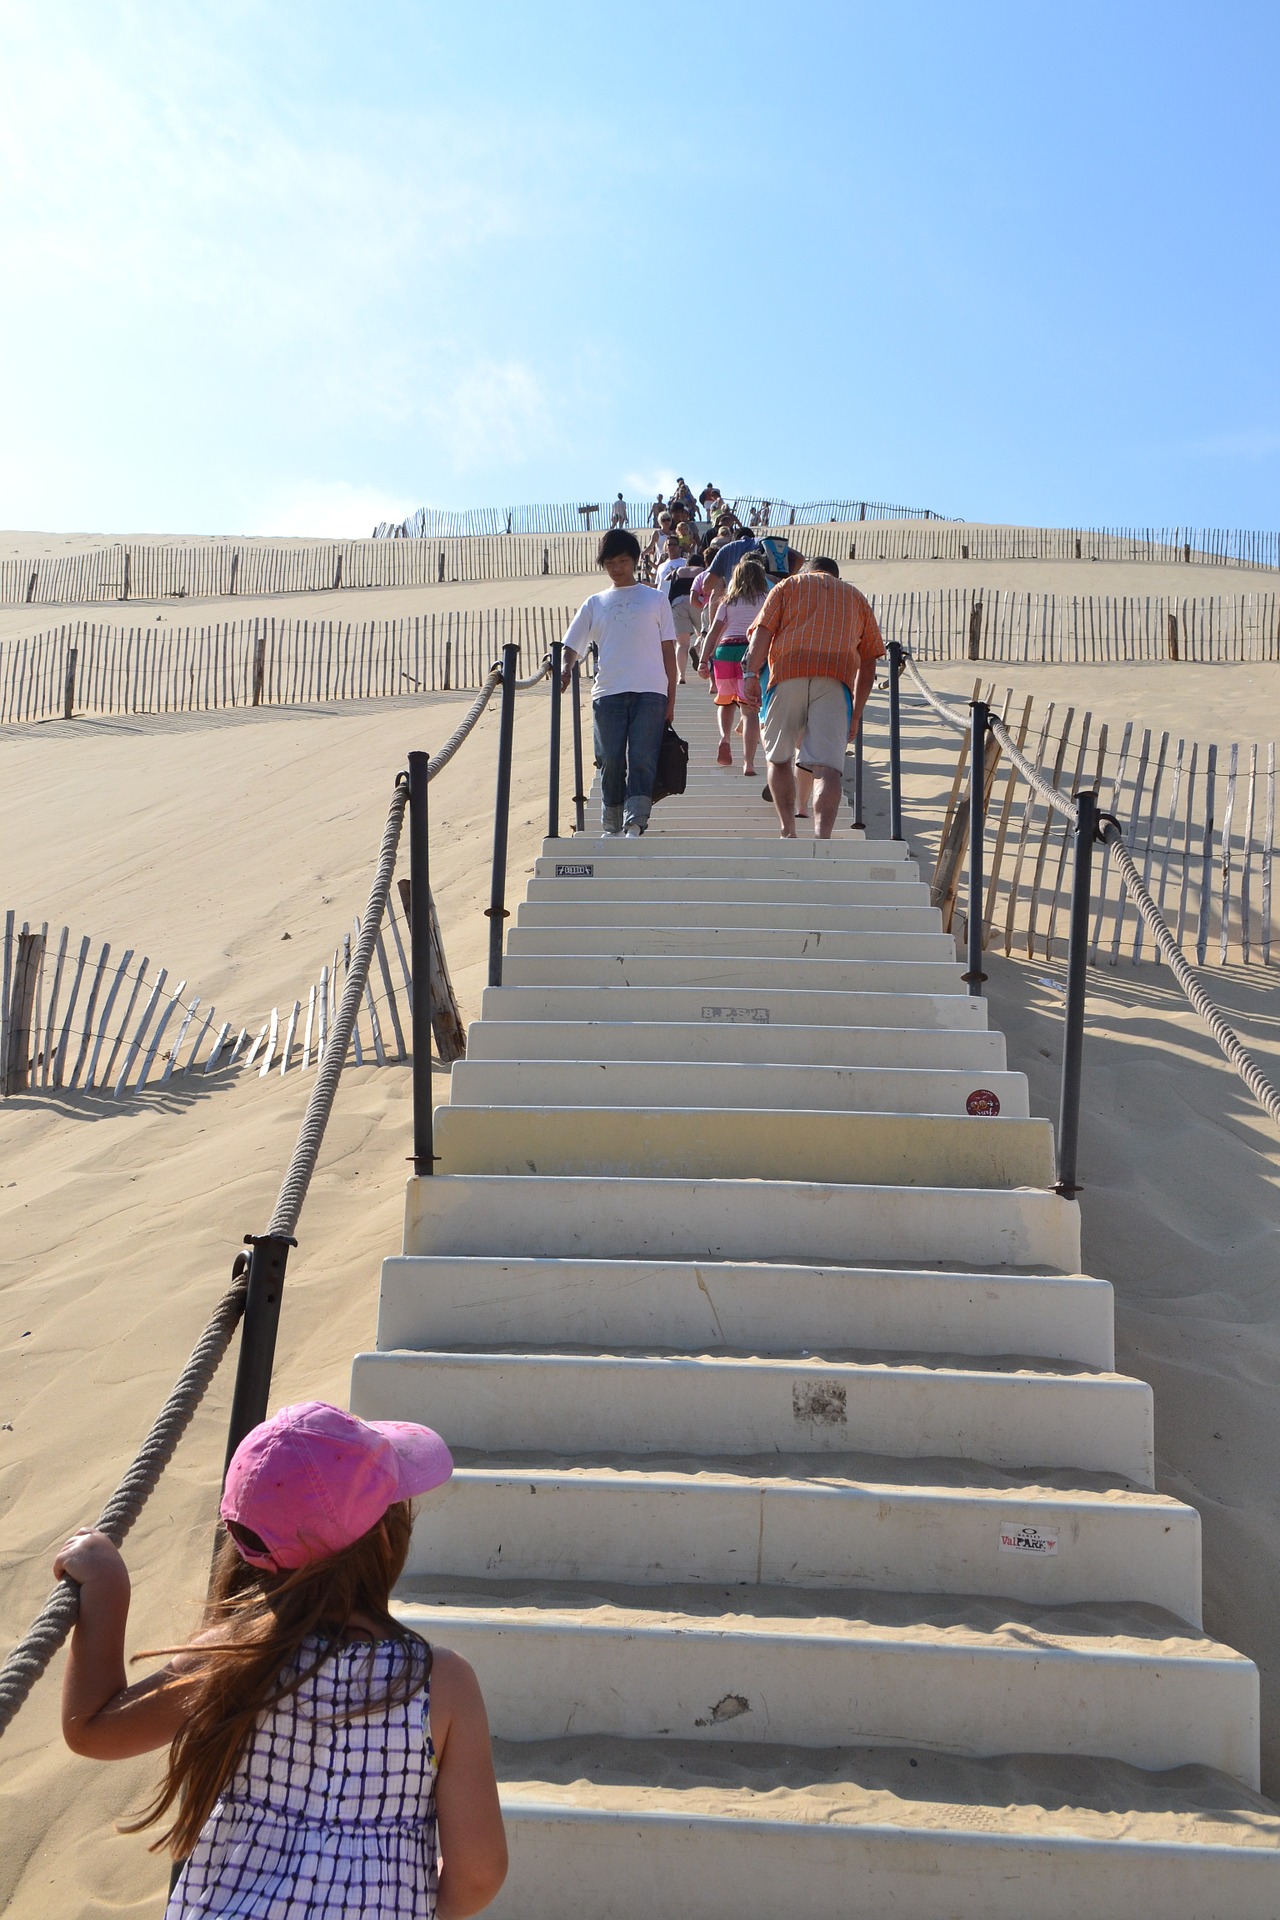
[747,573,885,688]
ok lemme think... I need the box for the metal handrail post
[548,640,563,839]
[1056,789,1098,1197]
[571,662,586,833]
[887,641,904,841]
[852,715,865,829]
[406,751,434,1176]
[221,1233,294,1474]
[486,643,519,987]
[964,699,989,995]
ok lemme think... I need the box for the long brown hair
[128,1501,419,1858]
[725,557,770,605]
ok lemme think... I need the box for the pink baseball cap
[221,1400,453,1572]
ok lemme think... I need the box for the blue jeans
[593,692,667,833]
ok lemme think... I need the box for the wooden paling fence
[6,590,1280,730]
[0,910,246,1098]
[0,606,575,725]
[875,587,1280,663]
[2,881,461,1099]
[923,690,1278,968]
[6,518,1278,614]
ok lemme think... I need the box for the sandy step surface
[374,1254,1112,1365]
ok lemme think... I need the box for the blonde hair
[127,1503,418,1858]
[725,557,770,605]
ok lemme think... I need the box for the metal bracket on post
[1055,789,1101,1197]
[405,753,436,1176]
[962,699,989,994]
[486,644,519,988]
[548,641,563,840]
[886,641,905,842]
[222,1232,296,1475]
[570,662,587,834]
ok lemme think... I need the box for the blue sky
[1,0,1277,535]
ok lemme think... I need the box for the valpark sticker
[701,1005,771,1025]
[999,1522,1059,1557]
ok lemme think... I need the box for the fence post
[967,601,984,661]
[1056,789,1098,1197]
[63,647,77,720]
[852,715,865,829]
[251,620,265,706]
[571,662,587,833]
[548,640,563,839]
[964,700,989,994]
[406,753,434,1176]
[486,643,519,987]
[887,641,905,841]
[221,1233,295,1474]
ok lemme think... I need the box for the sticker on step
[999,1521,1059,1556]
[554,863,595,877]
[701,1005,770,1024]
[966,1088,1001,1116]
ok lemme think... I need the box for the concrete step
[486,1739,1280,1920]
[535,854,916,882]
[432,1103,1056,1188]
[516,899,943,932]
[526,875,932,905]
[505,926,958,961]
[404,1174,1081,1272]
[478,984,990,1029]
[375,1254,1113,1366]
[396,1583,1257,1781]
[447,1059,1032,1119]
[407,1457,1197,1616]
[540,838,902,863]
[501,953,967,992]
[464,1019,1008,1071]
[351,1347,1151,1479]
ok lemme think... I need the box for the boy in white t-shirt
[561,530,678,836]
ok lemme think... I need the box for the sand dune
[3,563,1280,1914]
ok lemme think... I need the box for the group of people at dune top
[568,484,884,839]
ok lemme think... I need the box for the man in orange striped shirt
[740,557,884,837]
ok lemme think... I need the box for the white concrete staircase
[350,691,1280,1916]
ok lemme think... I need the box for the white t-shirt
[565,584,675,700]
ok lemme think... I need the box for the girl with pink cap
[53,1401,507,1917]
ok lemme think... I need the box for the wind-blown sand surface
[3,576,1280,1914]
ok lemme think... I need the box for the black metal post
[222,1233,295,1475]
[887,640,904,841]
[406,752,434,1176]
[964,699,989,995]
[570,662,586,834]
[486,643,519,987]
[1056,788,1098,1197]
[852,715,865,829]
[548,640,563,840]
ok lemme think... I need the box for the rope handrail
[0,653,552,1736]
[0,1270,249,1735]
[1098,824,1280,1133]
[900,647,1280,1140]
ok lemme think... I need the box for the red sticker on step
[966,1089,1001,1116]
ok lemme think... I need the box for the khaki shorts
[760,676,852,771]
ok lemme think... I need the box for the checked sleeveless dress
[166,1634,438,1919]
